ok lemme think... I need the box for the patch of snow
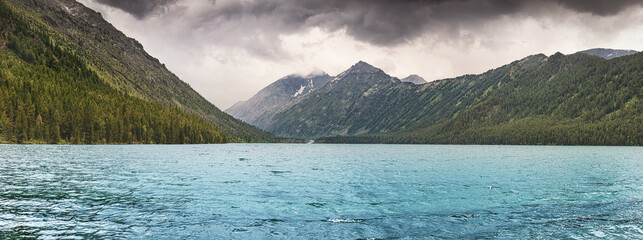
[293,85,306,97]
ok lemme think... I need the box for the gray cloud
[96,0,643,45]
[95,0,178,19]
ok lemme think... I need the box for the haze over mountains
[228,49,642,145]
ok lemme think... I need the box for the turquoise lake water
[0,144,642,239]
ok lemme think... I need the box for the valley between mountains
[0,0,640,145]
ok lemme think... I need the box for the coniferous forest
[0,0,226,144]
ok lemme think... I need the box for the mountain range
[228,49,642,145]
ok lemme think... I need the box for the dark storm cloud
[96,0,643,45]
[190,0,529,46]
[95,0,178,19]
[205,0,643,46]
[557,0,643,16]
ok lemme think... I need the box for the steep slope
[225,73,331,125]
[0,0,225,144]
[4,0,274,142]
[577,48,638,60]
[261,54,641,145]
[400,74,427,84]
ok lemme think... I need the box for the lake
[0,144,641,239]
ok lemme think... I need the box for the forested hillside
[393,52,642,145]
[1,0,274,143]
[319,53,642,145]
[0,0,229,144]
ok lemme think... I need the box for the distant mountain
[577,48,638,59]
[401,74,427,84]
[256,54,641,145]
[0,0,274,143]
[255,61,404,138]
[226,73,332,125]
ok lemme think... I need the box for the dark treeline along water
[0,144,642,239]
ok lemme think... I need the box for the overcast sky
[77,0,643,109]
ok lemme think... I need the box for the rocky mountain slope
[226,73,331,125]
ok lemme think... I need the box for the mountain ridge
[253,52,641,145]
[576,48,638,60]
